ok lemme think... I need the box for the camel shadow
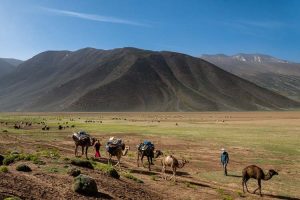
[263,194,300,200]
[180,180,212,189]
[226,174,242,178]
[129,169,159,176]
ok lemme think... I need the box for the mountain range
[202,54,300,102]
[0,48,299,111]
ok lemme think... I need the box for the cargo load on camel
[106,137,125,154]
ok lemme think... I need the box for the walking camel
[107,143,130,169]
[242,165,279,196]
[137,144,163,171]
[161,155,189,181]
[72,134,96,159]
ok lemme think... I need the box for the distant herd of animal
[72,131,279,197]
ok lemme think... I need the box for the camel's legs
[162,165,167,180]
[253,179,262,196]
[137,152,140,167]
[242,176,250,193]
[85,146,88,159]
[147,156,151,171]
[75,145,78,156]
[81,146,84,156]
[172,167,177,182]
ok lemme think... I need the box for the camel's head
[182,159,189,165]
[154,150,163,158]
[269,169,279,176]
[91,137,96,145]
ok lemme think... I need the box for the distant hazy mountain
[0,59,15,77]
[2,58,23,66]
[0,48,298,111]
[202,53,300,101]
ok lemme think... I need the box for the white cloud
[40,7,149,27]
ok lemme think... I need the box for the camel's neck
[263,172,273,180]
[178,161,186,168]
[122,148,129,156]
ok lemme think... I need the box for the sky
[0,0,299,62]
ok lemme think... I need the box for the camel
[72,134,96,159]
[161,155,189,181]
[242,165,279,196]
[137,143,163,171]
[107,142,130,169]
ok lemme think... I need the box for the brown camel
[242,165,279,196]
[72,134,96,159]
[161,155,189,181]
[107,143,130,169]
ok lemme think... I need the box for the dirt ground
[0,112,299,200]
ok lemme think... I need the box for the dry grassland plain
[0,112,299,200]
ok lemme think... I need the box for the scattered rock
[73,174,98,195]
[68,168,81,177]
[16,164,32,172]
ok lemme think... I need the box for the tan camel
[161,155,189,181]
[242,165,279,196]
[107,143,130,169]
[72,133,96,159]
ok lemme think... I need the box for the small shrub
[73,174,98,196]
[33,159,46,165]
[4,197,22,200]
[0,166,8,173]
[94,163,119,179]
[3,154,18,165]
[123,172,143,183]
[71,159,94,169]
[16,164,32,172]
[68,168,81,177]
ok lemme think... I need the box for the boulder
[73,174,98,195]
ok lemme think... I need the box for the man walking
[220,148,229,176]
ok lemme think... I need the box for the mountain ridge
[0,48,299,111]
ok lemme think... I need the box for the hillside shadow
[263,194,300,200]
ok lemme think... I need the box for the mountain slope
[0,58,16,77]
[202,54,300,102]
[0,48,299,111]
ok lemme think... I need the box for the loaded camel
[242,165,279,196]
[161,155,189,181]
[72,133,96,159]
[106,141,130,169]
[137,143,163,171]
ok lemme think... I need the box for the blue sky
[0,0,299,62]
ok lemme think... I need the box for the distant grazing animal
[242,165,279,196]
[161,155,189,181]
[137,143,163,171]
[72,134,96,159]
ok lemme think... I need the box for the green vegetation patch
[93,163,119,179]
[0,166,8,173]
[123,172,144,183]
